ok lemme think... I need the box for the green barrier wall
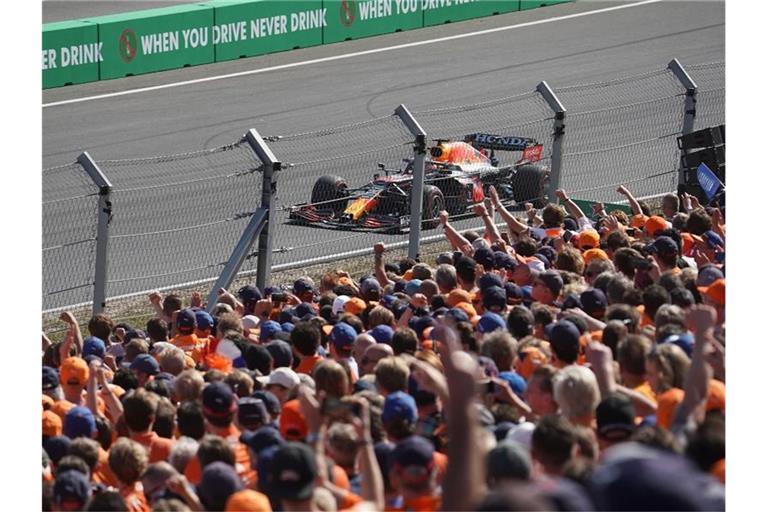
[205,0,324,62]
[323,0,423,44]
[42,0,571,88]
[42,20,100,88]
[572,199,632,222]
[97,5,215,80]
[423,0,518,27]
[520,0,570,11]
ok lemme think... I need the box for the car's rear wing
[464,133,537,151]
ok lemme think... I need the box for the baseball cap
[332,295,351,316]
[195,310,214,330]
[238,397,269,426]
[644,216,668,237]
[474,247,496,269]
[516,347,548,380]
[538,246,557,265]
[563,217,579,232]
[580,288,608,317]
[446,307,470,324]
[360,278,382,297]
[548,320,580,356]
[54,470,92,509]
[702,230,724,249]
[259,320,283,343]
[240,426,285,455]
[294,303,316,320]
[368,324,394,345]
[344,297,367,315]
[281,322,295,333]
[578,230,600,250]
[258,367,300,390]
[478,311,506,334]
[293,278,315,295]
[60,357,89,387]
[589,443,724,511]
[526,258,545,273]
[486,440,531,482]
[203,381,237,418]
[698,278,725,306]
[279,400,308,441]
[447,289,472,307]
[251,390,281,418]
[43,366,59,391]
[225,490,272,512]
[176,309,197,331]
[504,282,523,304]
[536,269,564,297]
[130,354,160,376]
[241,315,260,333]
[237,285,263,304]
[532,253,551,269]
[404,279,423,297]
[63,406,96,439]
[44,436,72,465]
[43,410,63,437]
[631,214,649,229]
[482,286,507,312]
[391,436,434,481]
[330,322,357,349]
[494,251,516,271]
[583,248,610,265]
[269,442,317,501]
[478,273,504,292]
[596,393,636,438]
[646,235,678,255]
[382,391,418,424]
[198,461,244,511]
[264,340,293,369]
[661,332,694,358]
[82,336,106,359]
[498,371,527,397]
[697,264,724,287]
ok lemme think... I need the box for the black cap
[238,397,269,426]
[43,366,59,390]
[269,442,317,501]
[240,425,285,455]
[237,285,263,305]
[596,393,636,437]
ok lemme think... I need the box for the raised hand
[686,304,717,334]
[373,242,385,255]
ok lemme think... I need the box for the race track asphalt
[42,0,725,310]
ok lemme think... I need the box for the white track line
[42,0,662,108]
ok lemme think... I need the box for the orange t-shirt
[50,394,106,419]
[130,431,175,464]
[171,333,209,364]
[332,464,350,491]
[185,424,256,489]
[94,447,119,487]
[120,483,150,512]
[296,354,323,375]
[633,381,657,405]
[656,388,685,429]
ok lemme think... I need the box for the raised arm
[473,202,503,245]
[616,185,643,216]
[555,189,587,220]
[488,186,530,236]
[59,311,83,355]
[439,211,473,256]
[373,243,394,287]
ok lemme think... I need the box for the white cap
[332,295,351,316]
[505,421,536,450]
[241,315,260,331]
[257,367,300,390]
[526,259,545,273]
[215,338,242,361]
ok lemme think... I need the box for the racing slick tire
[512,164,548,209]
[311,175,349,215]
[422,185,445,230]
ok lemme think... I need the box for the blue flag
[696,163,724,200]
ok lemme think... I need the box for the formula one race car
[288,133,548,233]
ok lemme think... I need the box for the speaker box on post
[677,126,724,150]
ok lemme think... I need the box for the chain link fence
[42,163,100,309]
[42,59,724,333]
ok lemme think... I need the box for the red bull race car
[288,133,549,233]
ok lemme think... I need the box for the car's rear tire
[422,185,445,230]
[311,175,349,215]
[512,164,549,209]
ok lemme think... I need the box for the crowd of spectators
[41,183,726,511]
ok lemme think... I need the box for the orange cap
[42,395,54,411]
[453,301,478,319]
[583,248,610,265]
[205,353,233,374]
[578,230,600,250]
[42,410,63,437]
[403,269,414,281]
[644,216,667,237]
[516,347,548,380]
[631,214,649,229]
[698,278,725,307]
[60,357,89,387]
[447,289,472,308]
[50,399,75,420]
[279,399,308,441]
[344,297,366,315]
[338,276,354,286]
[225,490,273,512]
[681,233,695,256]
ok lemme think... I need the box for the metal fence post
[77,151,112,316]
[536,81,567,203]
[668,58,698,186]
[245,129,280,292]
[395,105,428,260]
